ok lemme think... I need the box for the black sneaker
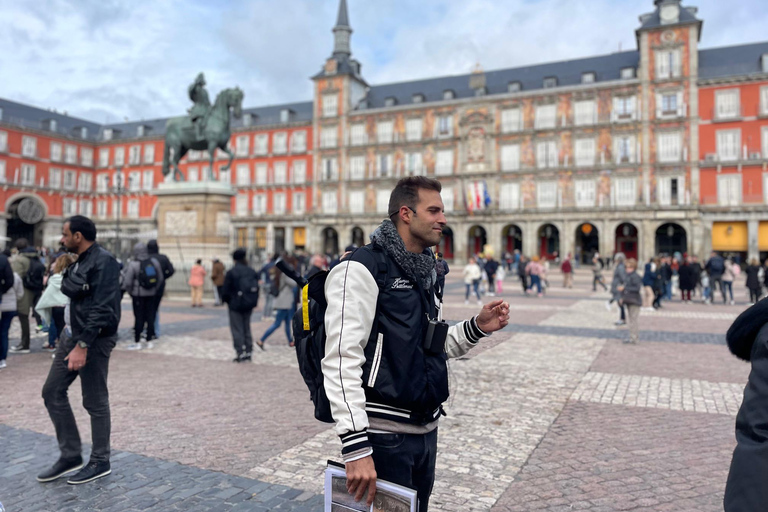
[241,352,252,362]
[233,354,243,363]
[37,457,84,482]
[67,460,111,485]
[9,345,30,354]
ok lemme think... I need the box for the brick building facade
[1,0,767,263]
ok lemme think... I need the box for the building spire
[333,0,352,57]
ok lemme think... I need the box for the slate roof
[638,4,701,31]
[698,41,768,80]
[361,51,642,110]
[0,97,102,141]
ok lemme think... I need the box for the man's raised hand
[476,299,510,333]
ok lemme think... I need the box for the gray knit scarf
[370,220,436,290]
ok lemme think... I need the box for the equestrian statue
[162,72,244,181]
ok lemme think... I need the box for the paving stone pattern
[0,271,751,511]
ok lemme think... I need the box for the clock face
[660,4,679,23]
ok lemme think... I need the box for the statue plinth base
[156,181,235,264]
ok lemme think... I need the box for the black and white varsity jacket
[322,244,488,462]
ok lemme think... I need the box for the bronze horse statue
[162,87,244,181]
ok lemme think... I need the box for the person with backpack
[222,248,259,362]
[320,177,510,511]
[705,251,726,304]
[188,259,206,307]
[147,240,174,338]
[121,242,164,349]
[258,256,297,349]
[0,249,23,370]
[10,238,44,354]
[484,256,499,297]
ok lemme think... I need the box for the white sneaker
[0,359,6,369]
[730,300,736,305]
[477,300,483,306]
[125,343,142,351]
[464,300,468,305]
[605,301,612,311]
[145,341,154,350]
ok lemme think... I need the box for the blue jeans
[0,311,17,360]
[48,320,58,348]
[529,275,542,293]
[723,281,734,302]
[260,308,293,343]
[465,281,480,301]
[664,281,672,300]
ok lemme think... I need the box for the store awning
[712,222,748,252]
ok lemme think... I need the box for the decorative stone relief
[216,211,231,237]
[165,211,197,236]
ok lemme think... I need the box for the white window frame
[436,115,453,138]
[322,157,338,181]
[320,126,338,148]
[718,174,741,206]
[536,141,558,169]
[63,198,77,216]
[50,142,62,162]
[376,190,389,214]
[613,177,637,207]
[761,86,768,116]
[235,194,249,217]
[79,199,93,217]
[405,152,424,176]
[442,187,454,212]
[657,91,684,118]
[255,163,268,185]
[499,183,521,210]
[235,135,250,157]
[656,49,681,79]
[0,160,5,183]
[349,190,365,214]
[763,126,768,159]
[253,194,267,215]
[657,132,682,163]
[96,172,108,193]
[612,96,637,122]
[349,156,366,181]
[322,191,337,214]
[22,136,37,158]
[64,144,77,164]
[128,145,141,165]
[290,131,307,153]
[500,144,520,172]
[614,135,636,164]
[218,167,230,184]
[142,170,153,191]
[187,166,199,182]
[81,148,93,167]
[536,181,558,209]
[574,138,596,167]
[405,118,422,142]
[144,144,155,164]
[273,192,286,215]
[0,131,7,152]
[658,175,685,206]
[254,134,268,156]
[435,149,454,176]
[535,104,557,130]
[350,123,367,146]
[127,199,140,219]
[77,173,92,192]
[292,192,306,214]
[129,171,141,191]
[377,154,393,178]
[292,160,306,184]
[114,147,125,166]
[322,94,338,118]
[97,200,108,219]
[236,164,250,186]
[501,108,522,133]
[273,161,287,184]
[574,179,596,208]
[574,100,597,126]
[715,89,740,120]
[716,129,741,162]
[49,168,62,189]
[273,132,287,154]
[98,148,109,168]
[63,170,77,190]
[377,120,394,144]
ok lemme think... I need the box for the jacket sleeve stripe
[337,261,356,431]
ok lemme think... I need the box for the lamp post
[105,167,130,260]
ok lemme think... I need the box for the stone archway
[655,223,687,256]
[537,224,560,259]
[575,223,599,264]
[322,227,339,257]
[7,196,46,247]
[615,222,638,260]
[467,225,487,259]
[502,224,523,255]
[351,226,365,248]
[437,226,454,260]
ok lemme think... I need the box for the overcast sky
[1,0,766,124]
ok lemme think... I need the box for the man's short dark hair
[232,248,247,262]
[387,177,442,223]
[66,216,97,242]
[15,238,29,251]
[147,240,159,254]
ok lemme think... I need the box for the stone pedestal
[155,181,234,265]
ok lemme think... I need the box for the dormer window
[543,77,558,89]
[74,127,88,139]
[412,94,424,104]
[475,87,487,97]
[280,109,293,123]
[443,90,455,101]
[243,113,253,127]
[762,54,768,74]
[508,81,521,93]
[137,125,145,137]
[581,72,596,84]
[0,107,3,121]
[384,97,398,107]
[621,67,636,79]
[46,119,58,132]
[103,128,113,141]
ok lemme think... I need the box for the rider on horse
[188,73,210,141]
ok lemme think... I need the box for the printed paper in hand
[324,461,417,512]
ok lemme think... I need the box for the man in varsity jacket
[322,176,510,511]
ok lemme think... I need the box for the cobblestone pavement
[0,269,751,511]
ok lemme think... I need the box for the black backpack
[138,259,159,289]
[231,271,260,311]
[23,257,45,292]
[293,246,388,423]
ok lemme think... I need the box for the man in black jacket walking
[38,215,121,485]
[223,248,260,362]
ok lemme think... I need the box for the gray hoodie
[122,242,165,297]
